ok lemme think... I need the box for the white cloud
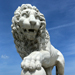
[47,22,75,30]
[63,42,75,56]
[64,51,75,56]
[1,55,9,59]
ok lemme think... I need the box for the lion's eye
[35,16,40,20]
[22,13,27,17]
[26,11,29,14]
[22,13,29,18]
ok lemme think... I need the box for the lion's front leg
[21,51,50,71]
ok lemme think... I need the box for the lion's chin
[27,35,35,40]
[26,33,36,40]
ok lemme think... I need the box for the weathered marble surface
[21,67,46,75]
[11,4,65,75]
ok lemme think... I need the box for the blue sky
[0,0,75,75]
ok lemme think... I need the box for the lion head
[11,4,50,59]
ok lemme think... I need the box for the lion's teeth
[27,29,29,32]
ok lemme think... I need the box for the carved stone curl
[11,4,65,75]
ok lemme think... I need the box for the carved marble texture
[11,4,65,75]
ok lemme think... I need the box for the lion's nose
[30,21,36,26]
[29,15,36,26]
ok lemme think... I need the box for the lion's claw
[36,61,41,69]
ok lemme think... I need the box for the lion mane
[11,4,50,59]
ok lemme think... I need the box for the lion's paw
[21,55,42,71]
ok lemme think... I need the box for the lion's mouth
[23,29,37,40]
[29,29,35,32]
[23,29,37,33]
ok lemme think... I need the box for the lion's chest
[21,40,39,56]
[25,42,39,54]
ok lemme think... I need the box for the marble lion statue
[11,4,65,75]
